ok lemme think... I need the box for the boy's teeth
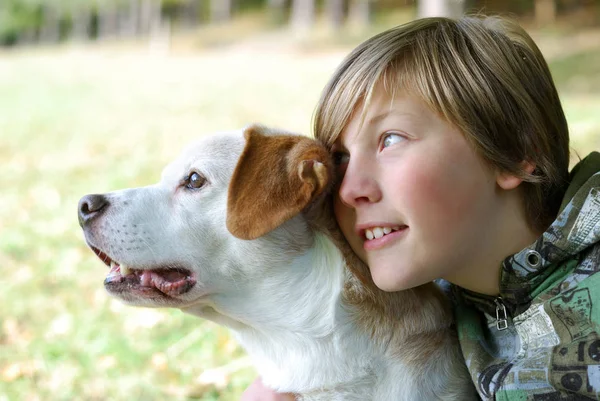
[365,226,401,240]
[120,264,132,276]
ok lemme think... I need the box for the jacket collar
[459,152,600,316]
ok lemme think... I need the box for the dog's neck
[183,229,452,397]
[183,232,380,392]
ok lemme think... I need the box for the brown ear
[227,125,332,240]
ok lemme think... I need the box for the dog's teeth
[107,269,120,279]
[121,264,132,276]
[110,261,117,269]
[383,227,392,235]
[365,230,374,240]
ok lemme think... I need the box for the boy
[243,15,600,400]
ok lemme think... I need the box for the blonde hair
[314,16,570,232]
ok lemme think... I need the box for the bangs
[313,53,383,148]
[380,56,435,116]
[313,23,452,149]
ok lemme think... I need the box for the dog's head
[78,125,332,311]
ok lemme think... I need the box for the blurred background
[1,0,599,400]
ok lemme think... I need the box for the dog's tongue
[140,269,192,296]
[106,266,195,296]
[135,269,183,294]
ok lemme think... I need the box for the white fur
[80,130,475,400]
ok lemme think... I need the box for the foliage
[2,0,599,47]
[0,0,41,43]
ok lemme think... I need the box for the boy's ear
[226,125,332,240]
[496,160,536,190]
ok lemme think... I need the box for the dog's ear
[227,125,331,240]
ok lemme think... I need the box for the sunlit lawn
[1,22,599,401]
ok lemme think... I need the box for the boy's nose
[337,162,382,208]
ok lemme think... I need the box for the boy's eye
[382,133,405,149]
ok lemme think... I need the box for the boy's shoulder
[453,157,600,401]
[501,155,600,316]
[453,242,600,401]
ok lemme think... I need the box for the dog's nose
[78,194,109,227]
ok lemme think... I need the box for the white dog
[78,125,476,400]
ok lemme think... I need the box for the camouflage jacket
[453,152,600,400]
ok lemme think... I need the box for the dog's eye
[185,172,206,190]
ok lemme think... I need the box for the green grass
[1,22,599,401]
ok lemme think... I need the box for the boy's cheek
[401,163,475,224]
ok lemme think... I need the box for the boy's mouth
[361,225,409,252]
[363,225,406,240]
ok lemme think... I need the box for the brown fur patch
[227,125,332,240]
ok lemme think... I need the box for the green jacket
[453,152,600,400]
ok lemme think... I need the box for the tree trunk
[139,0,162,35]
[40,4,61,43]
[140,0,153,35]
[534,0,557,25]
[179,0,201,29]
[268,0,288,25]
[349,0,371,27]
[17,29,36,46]
[71,6,92,41]
[417,0,465,18]
[291,0,315,32]
[210,0,232,23]
[150,0,163,35]
[118,0,140,37]
[149,16,171,55]
[326,0,346,30]
[98,2,118,40]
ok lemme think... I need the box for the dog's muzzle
[78,194,109,227]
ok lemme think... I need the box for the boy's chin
[371,267,413,292]
[369,260,432,292]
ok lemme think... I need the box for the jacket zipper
[495,297,509,331]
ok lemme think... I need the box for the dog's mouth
[90,246,196,298]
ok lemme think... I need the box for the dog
[78,125,476,400]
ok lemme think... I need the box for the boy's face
[332,88,507,292]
